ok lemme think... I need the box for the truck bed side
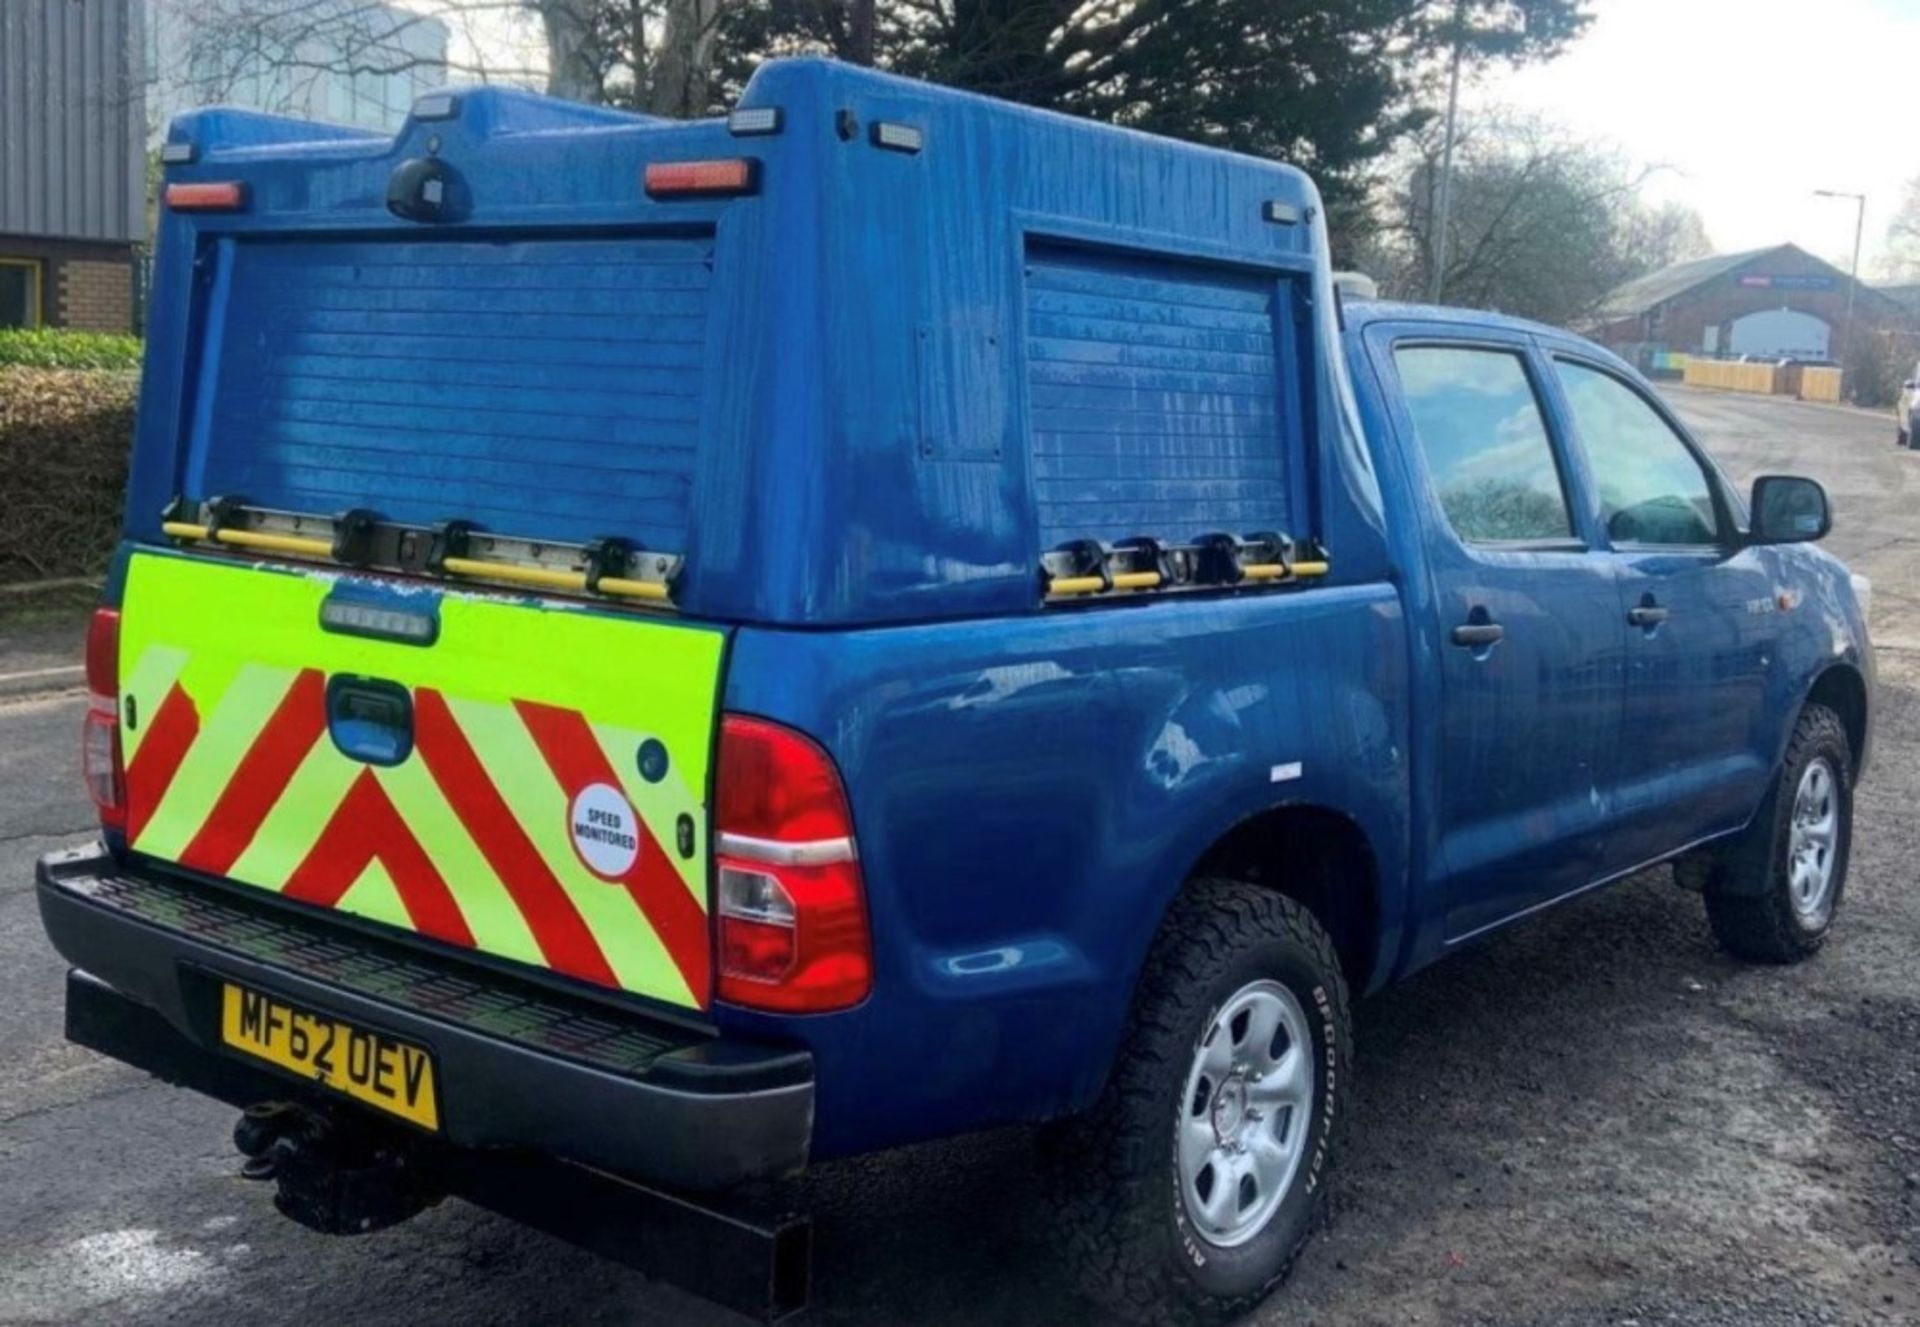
[718,589,1411,1157]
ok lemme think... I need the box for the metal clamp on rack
[1193,532,1249,585]
[159,496,682,607]
[1041,529,1330,602]
[424,519,475,576]
[1045,539,1117,595]
[330,509,379,567]
[1235,529,1332,583]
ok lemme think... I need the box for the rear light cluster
[82,609,126,832]
[714,716,871,1013]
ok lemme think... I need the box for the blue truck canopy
[137,59,1352,626]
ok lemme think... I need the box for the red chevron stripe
[283,769,475,947]
[179,669,328,876]
[125,681,200,844]
[515,700,711,1007]
[412,688,619,988]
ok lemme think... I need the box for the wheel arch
[1184,802,1385,996]
[1803,661,1869,777]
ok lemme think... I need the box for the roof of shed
[1595,246,1780,320]
[1598,243,1913,324]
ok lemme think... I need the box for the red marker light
[164,182,248,212]
[81,608,126,832]
[644,159,758,199]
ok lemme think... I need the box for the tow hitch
[232,1101,439,1235]
[66,972,812,1320]
[222,1097,813,1319]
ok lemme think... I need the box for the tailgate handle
[325,676,414,767]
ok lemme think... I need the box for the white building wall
[148,0,448,138]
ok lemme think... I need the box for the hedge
[0,328,144,371]
[0,366,138,583]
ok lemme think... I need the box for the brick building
[0,0,147,334]
[1592,243,1912,375]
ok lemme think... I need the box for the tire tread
[1052,879,1351,1325]
[1704,705,1850,964]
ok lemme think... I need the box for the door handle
[1627,605,1670,628]
[1450,622,1505,647]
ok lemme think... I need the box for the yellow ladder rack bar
[165,522,674,603]
[595,576,673,603]
[1048,570,1165,596]
[1046,576,1106,595]
[438,556,585,593]
[162,521,335,559]
[1045,560,1330,598]
[1243,560,1330,581]
[439,558,671,602]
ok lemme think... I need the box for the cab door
[1546,356,1774,868]
[1370,331,1625,941]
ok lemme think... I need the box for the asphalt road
[1,387,1916,1326]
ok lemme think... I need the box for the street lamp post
[1815,188,1866,400]
[1428,0,1467,305]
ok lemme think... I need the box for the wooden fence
[1680,357,1844,403]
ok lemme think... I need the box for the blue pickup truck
[37,58,1872,1323]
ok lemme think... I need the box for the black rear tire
[1701,704,1852,964]
[1051,879,1353,1324]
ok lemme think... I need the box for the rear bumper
[36,844,812,1191]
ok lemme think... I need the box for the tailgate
[115,550,724,1012]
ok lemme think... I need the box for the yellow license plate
[219,984,440,1131]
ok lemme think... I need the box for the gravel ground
[0,386,1914,1325]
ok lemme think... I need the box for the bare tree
[1620,199,1713,274]
[646,0,735,115]
[1878,176,1920,284]
[531,0,600,100]
[153,0,542,105]
[846,0,874,65]
[1357,109,1703,328]
[151,0,741,120]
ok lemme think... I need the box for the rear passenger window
[1393,346,1573,544]
[1555,361,1719,547]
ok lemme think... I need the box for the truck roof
[1342,298,1633,371]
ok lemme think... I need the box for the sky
[1475,0,1919,276]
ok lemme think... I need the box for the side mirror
[1749,475,1830,544]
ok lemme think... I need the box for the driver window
[1393,345,1574,545]
[1556,360,1719,547]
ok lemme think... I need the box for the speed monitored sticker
[569,782,641,879]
